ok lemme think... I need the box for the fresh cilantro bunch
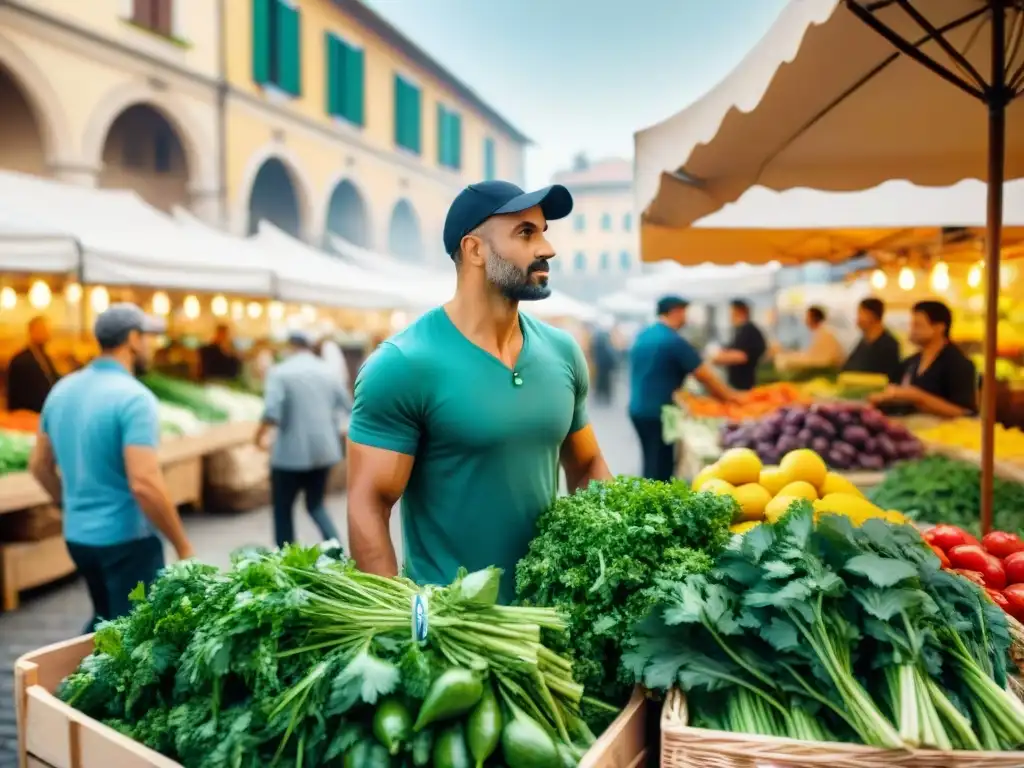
[514,476,734,708]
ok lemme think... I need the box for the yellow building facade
[0,0,527,262]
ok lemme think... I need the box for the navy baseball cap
[443,180,574,257]
[93,303,166,347]
[656,295,689,315]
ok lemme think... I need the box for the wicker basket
[660,688,1024,768]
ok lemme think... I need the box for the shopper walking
[29,304,193,632]
[256,332,349,547]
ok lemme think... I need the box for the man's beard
[485,249,552,302]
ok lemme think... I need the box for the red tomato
[981,531,1024,559]
[986,588,1011,612]
[923,529,938,545]
[1002,584,1024,622]
[948,545,1007,590]
[1004,551,1024,585]
[929,545,951,569]
[929,525,975,552]
[953,569,987,587]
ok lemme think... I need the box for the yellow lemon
[701,478,735,496]
[813,493,885,526]
[758,465,791,497]
[716,448,762,486]
[776,480,819,502]
[691,465,718,491]
[730,521,762,535]
[881,509,909,525]
[779,448,827,489]
[764,495,800,523]
[818,471,865,498]
[731,483,772,523]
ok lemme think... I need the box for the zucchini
[467,682,502,767]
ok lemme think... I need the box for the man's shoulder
[522,312,580,355]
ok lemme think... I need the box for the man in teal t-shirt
[347,180,613,602]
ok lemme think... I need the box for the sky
[361,0,789,188]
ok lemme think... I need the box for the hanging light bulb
[870,269,887,290]
[246,301,263,319]
[898,267,915,291]
[968,262,983,288]
[930,262,950,292]
[183,295,201,319]
[231,300,245,320]
[301,304,317,322]
[0,286,16,310]
[28,280,52,309]
[268,301,285,320]
[90,286,109,313]
[64,282,82,305]
[151,291,171,316]
[211,294,228,317]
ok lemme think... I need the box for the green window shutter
[437,104,447,165]
[394,76,421,153]
[345,46,364,125]
[484,137,495,180]
[408,83,421,154]
[325,33,340,116]
[449,111,461,169]
[394,75,406,147]
[252,0,271,84]
[276,2,301,96]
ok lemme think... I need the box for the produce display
[798,371,890,401]
[140,373,229,423]
[625,505,1024,751]
[869,455,1024,536]
[203,384,264,423]
[58,545,607,768]
[923,524,1024,623]
[677,382,808,420]
[660,406,722,462]
[515,476,734,707]
[0,427,33,475]
[143,374,264,432]
[693,447,906,533]
[0,409,40,433]
[915,418,1024,461]
[720,402,923,470]
[158,402,209,439]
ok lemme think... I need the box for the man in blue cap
[629,296,738,481]
[347,180,612,602]
[29,303,192,631]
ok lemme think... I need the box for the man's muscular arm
[346,443,413,576]
[561,424,612,491]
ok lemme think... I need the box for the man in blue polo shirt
[629,296,738,480]
[29,303,192,631]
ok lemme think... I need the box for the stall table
[0,421,258,611]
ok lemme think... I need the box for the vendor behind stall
[870,300,977,418]
[6,316,59,413]
[773,305,845,372]
[629,295,739,481]
[843,297,903,382]
[709,299,767,391]
[198,323,241,381]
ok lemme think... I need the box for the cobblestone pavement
[0,389,640,765]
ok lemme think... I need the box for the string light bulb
[64,283,82,305]
[269,301,285,320]
[898,267,915,291]
[90,286,109,313]
[231,300,244,320]
[870,269,887,290]
[301,304,317,322]
[28,280,51,309]
[151,291,171,316]
[930,262,950,292]
[0,287,16,310]
[183,295,200,319]
[968,262,983,288]
[246,301,263,319]
[211,295,228,317]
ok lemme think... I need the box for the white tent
[626,262,781,300]
[0,171,274,295]
[328,234,607,323]
[597,291,653,317]
[251,222,411,310]
[0,209,80,274]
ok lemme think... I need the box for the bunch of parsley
[514,476,734,709]
[624,504,1024,751]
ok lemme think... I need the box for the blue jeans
[631,415,675,481]
[270,466,340,547]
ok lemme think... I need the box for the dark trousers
[631,415,675,481]
[66,535,165,634]
[271,466,340,547]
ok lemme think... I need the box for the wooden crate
[162,457,202,508]
[1,533,76,612]
[18,637,648,768]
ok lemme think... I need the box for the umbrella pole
[980,0,1007,535]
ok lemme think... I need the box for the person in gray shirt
[255,332,351,547]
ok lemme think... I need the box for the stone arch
[387,198,422,261]
[82,83,216,192]
[235,144,314,240]
[323,177,371,248]
[246,156,305,239]
[0,35,74,167]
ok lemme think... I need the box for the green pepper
[501,707,559,768]
[466,682,502,767]
[413,668,483,732]
[373,697,413,755]
[344,740,391,768]
[432,723,471,768]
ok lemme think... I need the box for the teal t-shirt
[348,307,590,602]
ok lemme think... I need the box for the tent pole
[980,0,1007,535]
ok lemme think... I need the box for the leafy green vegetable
[141,373,229,423]
[515,476,734,707]
[869,456,1024,536]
